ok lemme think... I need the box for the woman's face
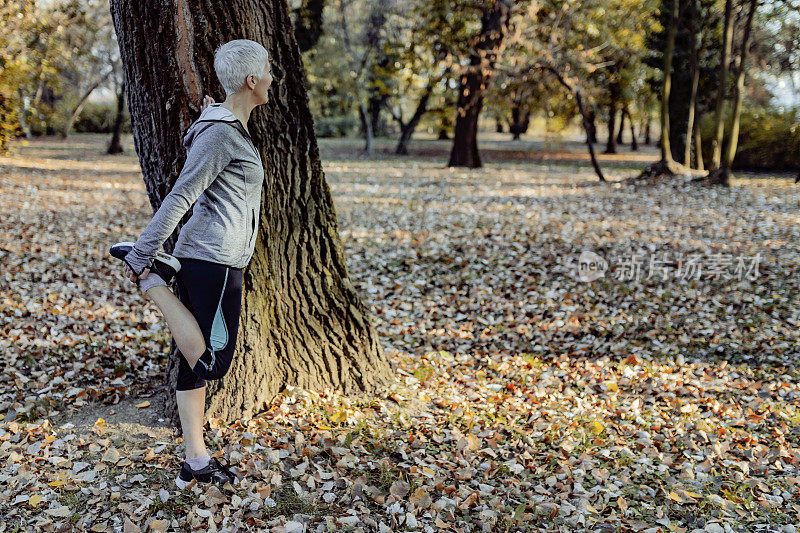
[251,62,273,105]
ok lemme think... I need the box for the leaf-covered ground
[0,134,798,532]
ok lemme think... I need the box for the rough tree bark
[448,0,512,168]
[109,0,392,426]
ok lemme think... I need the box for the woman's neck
[220,94,255,133]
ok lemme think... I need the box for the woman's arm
[123,121,234,276]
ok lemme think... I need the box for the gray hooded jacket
[123,104,265,275]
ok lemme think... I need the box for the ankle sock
[186,453,211,471]
[139,272,167,292]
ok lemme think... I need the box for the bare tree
[336,0,394,154]
[709,0,758,185]
[107,68,125,155]
[710,0,735,169]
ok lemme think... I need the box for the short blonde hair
[213,39,270,96]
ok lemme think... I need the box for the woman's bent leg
[144,285,206,366]
[173,260,243,382]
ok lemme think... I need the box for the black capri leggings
[173,257,243,391]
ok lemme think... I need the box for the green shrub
[699,107,800,171]
[313,115,357,137]
[73,100,131,134]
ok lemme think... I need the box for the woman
[110,39,272,489]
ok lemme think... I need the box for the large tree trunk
[710,0,734,170]
[109,0,392,426]
[107,75,125,155]
[448,0,512,168]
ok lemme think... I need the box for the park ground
[0,132,798,532]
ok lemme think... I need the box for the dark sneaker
[109,241,181,284]
[175,456,239,490]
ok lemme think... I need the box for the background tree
[0,0,36,151]
[645,0,720,164]
[106,68,126,154]
[708,0,758,185]
[292,0,326,52]
[637,0,685,177]
[383,0,461,154]
[58,0,117,138]
[710,0,735,169]
[10,0,98,138]
[448,0,513,168]
[332,0,395,154]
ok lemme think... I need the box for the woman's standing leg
[169,258,243,486]
[170,261,213,468]
[139,265,210,464]
[176,386,208,459]
[138,257,242,486]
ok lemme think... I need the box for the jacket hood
[183,103,249,148]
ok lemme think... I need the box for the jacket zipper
[249,208,256,248]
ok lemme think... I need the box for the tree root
[623,159,711,186]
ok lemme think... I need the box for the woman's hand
[200,95,215,112]
[123,263,150,286]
